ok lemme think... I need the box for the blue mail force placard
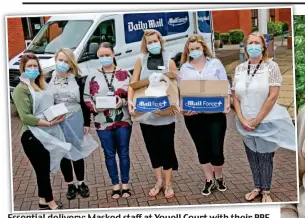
[182,96,225,112]
[135,96,171,113]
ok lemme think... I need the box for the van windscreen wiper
[43,51,55,54]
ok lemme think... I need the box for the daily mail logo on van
[198,16,210,22]
[168,17,188,27]
[128,19,164,32]
[135,96,170,113]
[182,96,225,112]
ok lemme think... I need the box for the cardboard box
[130,72,179,117]
[180,80,229,113]
[96,96,117,109]
[43,103,68,121]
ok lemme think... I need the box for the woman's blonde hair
[181,34,214,66]
[55,48,81,77]
[244,31,269,61]
[140,29,165,54]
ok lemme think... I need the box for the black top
[147,53,164,71]
[75,76,91,127]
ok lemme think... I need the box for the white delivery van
[8,10,214,102]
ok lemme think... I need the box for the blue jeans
[97,126,132,185]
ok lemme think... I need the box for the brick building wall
[7,18,25,60]
[212,9,252,36]
[213,8,292,36]
[279,8,292,30]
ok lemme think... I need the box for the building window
[251,9,258,28]
[21,18,31,40]
[21,17,45,40]
[270,9,275,22]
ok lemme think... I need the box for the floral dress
[83,68,132,130]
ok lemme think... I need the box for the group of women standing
[13,28,295,210]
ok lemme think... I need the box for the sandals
[39,201,63,210]
[149,183,162,197]
[121,189,131,198]
[261,190,273,202]
[111,189,121,199]
[245,188,261,201]
[164,184,175,199]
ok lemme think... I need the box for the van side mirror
[89,42,99,55]
[79,42,99,63]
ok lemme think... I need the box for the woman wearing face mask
[127,29,179,199]
[12,53,73,210]
[178,34,231,196]
[48,48,98,200]
[83,42,132,199]
[232,32,295,202]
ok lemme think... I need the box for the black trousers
[184,113,227,166]
[140,122,178,170]
[244,142,275,190]
[60,158,85,183]
[21,130,53,202]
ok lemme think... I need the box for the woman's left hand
[249,118,260,129]
[169,107,181,116]
[116,96,123,109]
[84,126,90,134]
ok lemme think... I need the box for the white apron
[234,61,296,152]
[49,72,98,160]
[19,74,73,174]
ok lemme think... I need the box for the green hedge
[214,31,220,40]
[294,15,305,111]
[229,29,244,44]
[282,22,289,32]
[220,33,229,44]
[267,21,283,36]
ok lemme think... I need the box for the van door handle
[125,49,132,53]
[115,53,122,56]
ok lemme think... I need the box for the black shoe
[39,201,63,210]
[78,182,90,198]
[201,180,216,196]
[216,177,227,192]
[66,184,77,200]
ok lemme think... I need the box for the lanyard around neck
[101,66,116,92]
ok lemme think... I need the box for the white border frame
[5,5,299,214]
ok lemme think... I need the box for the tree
[294,15,305,111]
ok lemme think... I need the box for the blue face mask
[56,61,70,73]
[99,57,113,67]
[247,44,263,58]
[147,43,161,55]
[24,68,40,80]
[189,50,203,59]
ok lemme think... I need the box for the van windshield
[27,20,93,54]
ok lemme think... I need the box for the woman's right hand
[183,111,197,116]
[128,100,135,115]
[50,115,66,126]
[240,117,255,131]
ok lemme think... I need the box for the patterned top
[51,74,81,114]
[83,68,132,130]
[232,59,282,121]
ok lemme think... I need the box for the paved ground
[10,37,298,211]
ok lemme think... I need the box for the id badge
[158,66,166,70]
